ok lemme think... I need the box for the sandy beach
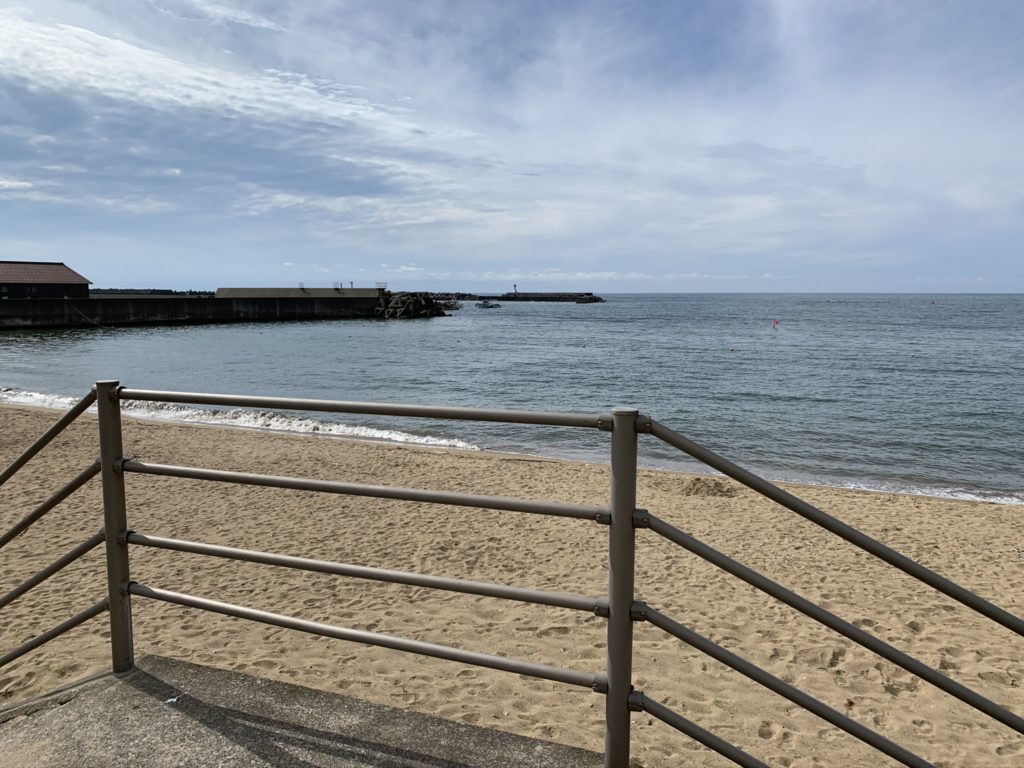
[1,402,1021,766]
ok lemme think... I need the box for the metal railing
[0,390,110,669]
[0,380,1021,768]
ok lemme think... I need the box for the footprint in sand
[758,720,782,740]
[978,670,1016,686]
[911,718,935,735]
[536,625,571,637]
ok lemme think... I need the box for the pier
[431,291,606,304]
[0,289,446,330]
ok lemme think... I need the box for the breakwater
[0,291,396,329]
[431,291,605,303]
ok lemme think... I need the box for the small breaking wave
[825,479,1024,506]
[2,386,1019,503]
[761,468,1024,505]
[0,387,84,412]
[0,387,479,451]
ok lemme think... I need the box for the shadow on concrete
[0,656,603,768]
[124,669,475,768]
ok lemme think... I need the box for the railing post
[605,408,638,768]
[95,380,134,673]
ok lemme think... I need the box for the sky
[0,1,1022,292]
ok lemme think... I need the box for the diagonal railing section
[0,390,110,674]
[0,599,110,669]
[0,463,100,551]
[0,530,105,611]
[629,692,770,768]
[641,512,1023,733]
[0,390,101,551]
[637,604,934,768]
[648,419,1024,636]
[636,417,1023,767]
[0,390,96,488]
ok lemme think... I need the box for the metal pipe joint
[93,380,124,401]
[629,601,649,622]
[627,690,645,711]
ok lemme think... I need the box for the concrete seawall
[0,296,384,329]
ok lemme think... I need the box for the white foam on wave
[638,454,1024,505]
[766,471,1024,506]
[3,386,1020,503]
[0,387,85,412]
[826,479,1024,506]
[0,387,479,451]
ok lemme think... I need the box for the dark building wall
[0,283,89,300]
[0,296,383,329]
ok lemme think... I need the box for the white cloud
[0,178,34,190]
[663,272,753,281]
[235,186,496,230]
[429,268,655,282]
[178,0,285,32]
[39,164,87,173]
[0,9,412,135]
[0,184,173,213]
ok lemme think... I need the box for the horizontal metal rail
[127,582,603,691]
[126,532,604,614]
[645,513,1023,734]
[630,693,769,768]
[0,390,96,489]
[117,388,605,429]
[649,420,1024,637]
[0,530,106,611]
[121,461,608,522]
[0,598,109,669]
[640,605,934,768]
[0,462,101,551]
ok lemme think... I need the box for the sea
[1,293,1021,504]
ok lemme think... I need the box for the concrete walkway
[0,656,603,768]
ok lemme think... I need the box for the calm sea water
[1,294,1021,503]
